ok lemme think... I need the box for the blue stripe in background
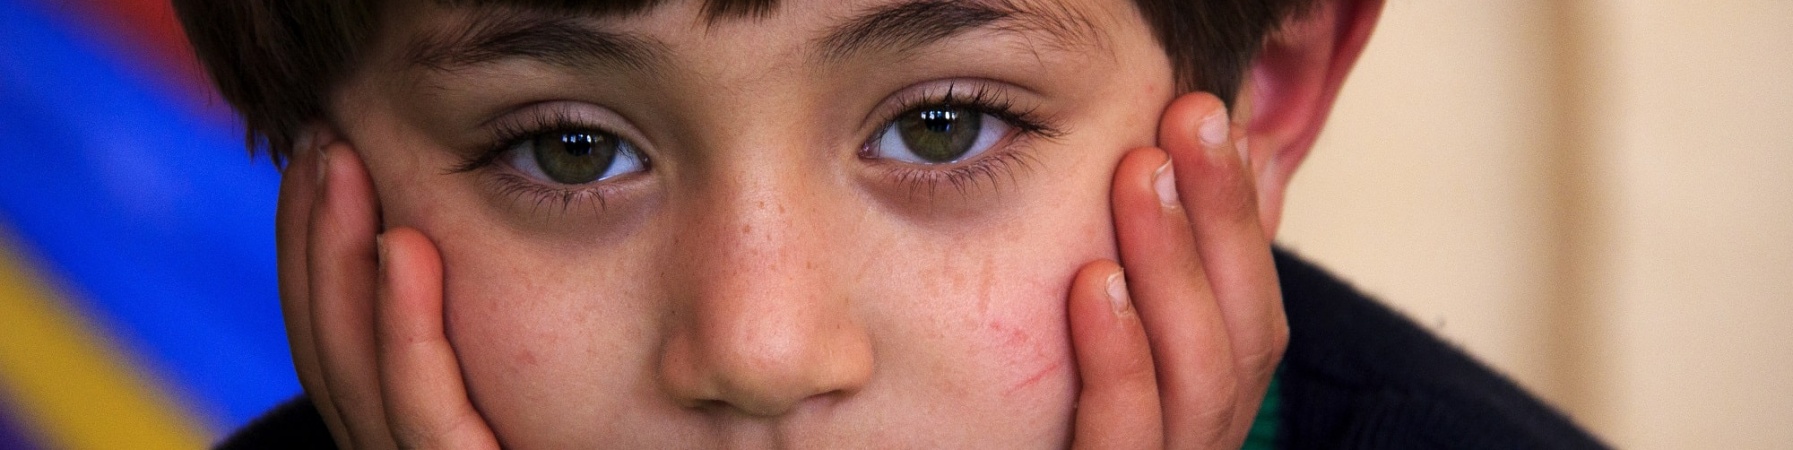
[0,396,41,450]
[0,0,295,432]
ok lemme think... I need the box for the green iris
[897,106,982,163]
[532,130,619,184]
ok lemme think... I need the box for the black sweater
[1270,248,1604,449]
[219,248,1606,449]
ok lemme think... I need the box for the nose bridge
[691,153,831,302]
[658,140,873,417]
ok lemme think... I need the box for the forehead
[393,0,1122,73]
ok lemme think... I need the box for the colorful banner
[0,0,297,446]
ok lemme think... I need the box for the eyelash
[864,83,1064,197]
[450,83,1067,213]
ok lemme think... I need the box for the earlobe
[1237,0,1385,237]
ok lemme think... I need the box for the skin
[273,0,1384,447]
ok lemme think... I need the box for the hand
[276,139,500,449]
[1067,92,1289,449]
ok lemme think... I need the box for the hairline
[173,0,1320,160]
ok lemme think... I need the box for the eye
[869,105,1012,164]
[505,129,646,185]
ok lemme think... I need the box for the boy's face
[331,0,1173,445]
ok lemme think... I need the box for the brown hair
[173,0,1315,162]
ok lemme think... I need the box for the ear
[1238,0,1384,238]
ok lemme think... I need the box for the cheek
[427,224,676,444]
[876,172,1118,408]
[973,220,1113,399]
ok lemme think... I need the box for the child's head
[179,0,1373,445]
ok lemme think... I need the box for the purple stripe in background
[0,400,42,450]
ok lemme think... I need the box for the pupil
[561,133,594,157]
[920,109,956,133]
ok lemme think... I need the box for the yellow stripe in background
[0,235,211,449]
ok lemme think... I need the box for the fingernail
[1153,160,1178,207]
[375,233,388,271]
[316,146,332,185]
[1200,111,1229,148]
[1105,270,1131,315]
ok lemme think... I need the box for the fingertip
[379,228,442,272]
[376,228,444,309]
[280,142,319,189]
[379,227,434,247]
[1074,259,1126,308]
[317,141,333,185]
[1112,147,1173,219]
[1068,260,1150,363]
[316,141,377,203]
[1104,269,1130,316]
[1087,257,1124,277]
[1158,92,1228,158]
[1116,147,1171,180]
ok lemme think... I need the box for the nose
[657,181,874,417]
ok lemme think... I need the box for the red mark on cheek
[1005,360,1064,396]
[984,320,1072,397]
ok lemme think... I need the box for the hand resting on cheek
[1067,92,1286,449]
[279,138,500,450]
[276,92,1284,449]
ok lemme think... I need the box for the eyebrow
[403,0,1102,73]
[403,13,665,72]
[815,0,1103,61]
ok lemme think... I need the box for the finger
[1068,260,1162,450]
[1159,93,1288,435]
[276,134,351,445]
[309,143,397,449]
[376,228,500,449]
[1111,146,1239,448]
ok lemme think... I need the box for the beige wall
[1276,1,1793,448]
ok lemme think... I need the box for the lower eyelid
[874,129,1041,197]
[482,171,640,217]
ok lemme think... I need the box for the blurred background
[1279,1,1793,449]
[0,0,286,448]
[0,0,1785,448]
